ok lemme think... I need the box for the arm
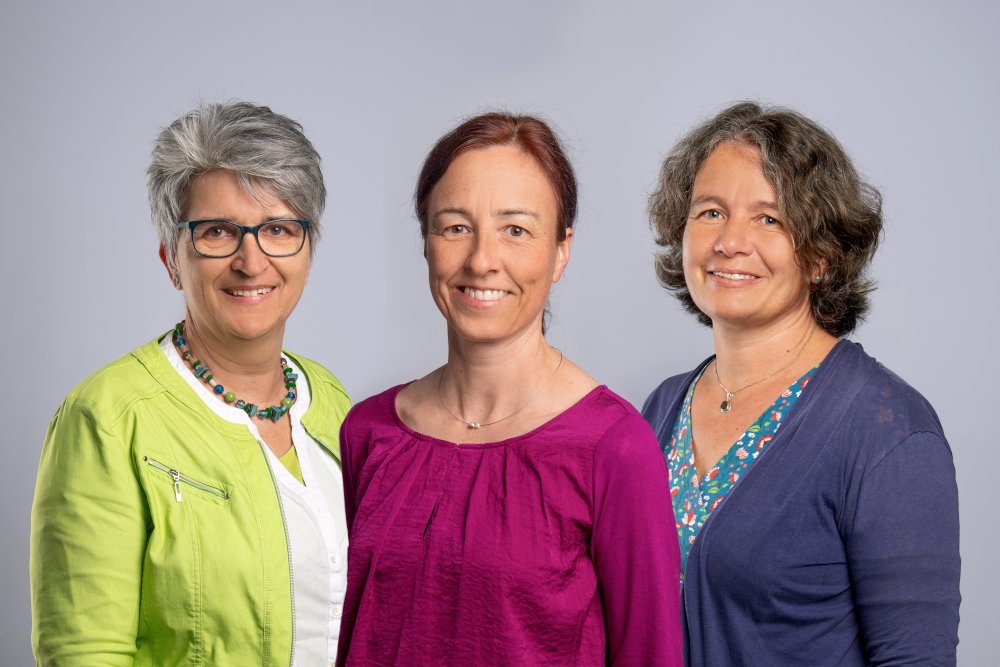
[591,414,683,666]
[845,431,961,666]
[30,399,148,666]
[339,418,357,532]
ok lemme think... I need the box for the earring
[814,274,823,283]
[172,275,181,288]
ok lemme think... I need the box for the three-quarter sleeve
[30,399,149,666]
[340,419,358,532]
[591,413,683,666]
[844,430,961,665]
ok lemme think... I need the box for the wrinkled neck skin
[710,301,836,389]
[179,311,289,406]
[440,317,560,422]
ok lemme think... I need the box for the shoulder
[57,337,170,429]
[285,349,351,411]
[340,384,408,449]
[641,359,711,437]
[583,387,661,464]
[824,340,945,440]
[566,386,644,435]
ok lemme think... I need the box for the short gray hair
[148,101,325,272]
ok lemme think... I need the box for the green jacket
[30,336,351,666]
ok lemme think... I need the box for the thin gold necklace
[438,349,564,429]
[713,325,815,414]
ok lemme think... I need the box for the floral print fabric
[665,365,819,576]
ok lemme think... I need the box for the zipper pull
[170,470,182,502]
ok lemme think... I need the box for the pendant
[467,421,481,429]
[720,392,734,414]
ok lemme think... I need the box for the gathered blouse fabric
[642,340,961,666]
[337,384,683,666]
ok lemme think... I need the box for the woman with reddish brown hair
[336,113,682,666]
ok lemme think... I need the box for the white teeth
[463,287,506,301]
[229,287,273,297]
[713,271,755,280]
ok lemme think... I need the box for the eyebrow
[432,207,540,220]
[497,209,539,219]
[689,195,779,211]
[432,207,473,220]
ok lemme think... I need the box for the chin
[223,316,285,342]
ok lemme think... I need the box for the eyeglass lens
[192,220,306,257]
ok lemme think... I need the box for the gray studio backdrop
[2,1,996,663]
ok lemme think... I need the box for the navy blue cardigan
[642,340,960,666]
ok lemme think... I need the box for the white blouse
[160,335,348,666]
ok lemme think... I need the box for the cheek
[680,228,698,273]
[424,245,446,282]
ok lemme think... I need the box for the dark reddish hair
[415,112,577,241]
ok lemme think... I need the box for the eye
[443,224,470,235]
[761,215,783,227]
[694,209,722,221]
[196,222,238,240]
[505,225,527,238]
[261,220,300,238]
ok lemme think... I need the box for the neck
[180,315,288,405]
[440,324,559,422]
[711,306,830,388]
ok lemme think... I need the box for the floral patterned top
[665,364,819,576]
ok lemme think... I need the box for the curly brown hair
[648,101,883,337]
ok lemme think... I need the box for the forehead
[694,142,769,186]
[185,170,294,218]
[431,146,557,208]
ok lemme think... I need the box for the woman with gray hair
[642,101,960,665]
[30,101,350,666]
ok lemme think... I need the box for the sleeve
[591,413,683,666]
[30,399,149,666]
[845,430,961,666]
[339,416,358,532]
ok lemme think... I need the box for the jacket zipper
[143,456,230,502]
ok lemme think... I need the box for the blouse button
[330,603,343,618]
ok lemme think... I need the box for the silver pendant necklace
[438,348,564,429]
[714,325,815,414]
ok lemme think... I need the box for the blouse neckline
[388,382,607,449]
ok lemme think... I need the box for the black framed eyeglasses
[175,219,311,258]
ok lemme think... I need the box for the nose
[465,230,499,275]
[713,218,752,257]
[230,230,270,275]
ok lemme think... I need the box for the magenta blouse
[336,384,682,666]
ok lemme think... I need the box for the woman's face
[170,169,311,346]
[682,142,814,332]
[424,145,572,345]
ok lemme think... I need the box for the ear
[552,228,574,283]
[159,244,182,290]
[811,258,829,284]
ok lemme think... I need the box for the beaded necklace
[171,322,297,422]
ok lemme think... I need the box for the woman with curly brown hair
[642,101,960,666]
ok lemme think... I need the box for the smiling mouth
[227,287,273,297]
[462,287,508,302]
[711,271,757,281]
